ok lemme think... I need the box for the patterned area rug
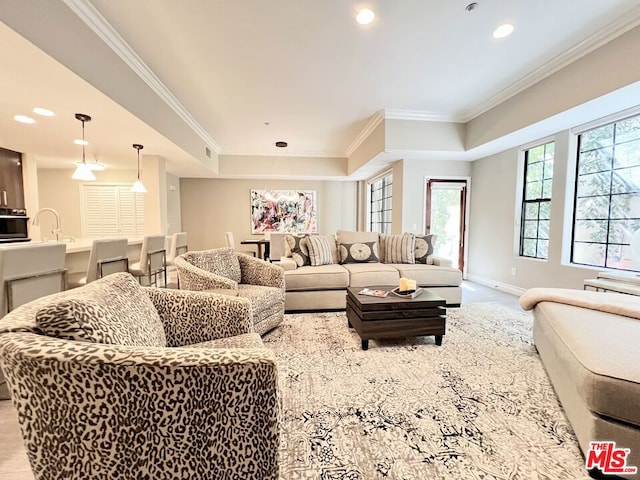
[263,303,591,480]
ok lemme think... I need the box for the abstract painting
[251,189,317,233]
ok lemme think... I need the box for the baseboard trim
[466,274,527,297]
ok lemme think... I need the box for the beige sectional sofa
[520,288,640,478]
[279,230,462,311]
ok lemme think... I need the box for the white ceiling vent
[205,146,212,159]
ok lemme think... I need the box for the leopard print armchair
[0,273,279,480]
[175,247,285,335]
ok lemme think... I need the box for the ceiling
[1,0,640,177]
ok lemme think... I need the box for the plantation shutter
[81,184,145,237]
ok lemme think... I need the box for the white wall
[468,129,601,292]
[180,178,357,251]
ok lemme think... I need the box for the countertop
[0,237,144,254]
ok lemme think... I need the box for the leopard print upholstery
[238,253,286,289]
[0,277,280,479]
[187,332,264,349]
[144,287,253,346]
[186,247,242,283]
[175,255,238,290]
[175,249,286,335]
[237,285,285,335]
[36,272,166,347]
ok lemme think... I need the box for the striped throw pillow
[383,233,415,264]
[306,235,335,266]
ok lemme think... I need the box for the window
[520,142,554,259]
[81,184,145,237]
[572,114,640,271]
[368,173,392,234]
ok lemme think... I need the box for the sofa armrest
[0,333,279,480]
[277,257,298,271]
[431,256,453,267]
[174,256,237,290]
[144,287,253,346]
[237,254,286,289]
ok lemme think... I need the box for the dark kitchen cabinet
[0,147,25,209]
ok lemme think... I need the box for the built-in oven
[0,208,30,243]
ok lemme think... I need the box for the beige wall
[37,165,172,240]
[348,122,385,176]
[37,168,137,239]
[386,119,465,152]
[219,155,348,178]
[466,25,640,150]
[468,130,600,292]
[400,159,472,234]
[166,172,182,234]
[180,178,357,251]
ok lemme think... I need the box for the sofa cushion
[188,248,241,283]
[36,272,166,347]
[381,233,415,264]
[339,241,379,264]
[341,263,399,288]
[535,301,640,427]
[285,235,311,267]
[415,234,436,264]
[392,264,462,286]
[306,235,337,266]
[285,264,349,291]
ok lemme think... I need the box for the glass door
[425,179,468,272]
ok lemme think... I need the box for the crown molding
[345,110,385,157]
[462,5,640,122]
[62,0,221,155]
[382,108,462,123]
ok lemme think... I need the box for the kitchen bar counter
[0,237,144,275]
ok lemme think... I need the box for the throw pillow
[285,234,310,267]
[306,235,335,266]
[382,233,415,264]
[36,272,167,347]
[338,241,379,264]
[414,234,437,264]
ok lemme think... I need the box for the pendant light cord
[81,120,86,164]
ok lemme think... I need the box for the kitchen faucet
[32,208,64,242]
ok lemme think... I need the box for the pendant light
[71,113,96,181]
[131,144,147,193]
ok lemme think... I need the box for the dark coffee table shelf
[346,286,447,350]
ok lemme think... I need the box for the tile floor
[0,281,522,479]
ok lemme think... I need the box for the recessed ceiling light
[493,23,514,39]
[356,8,375,25]
[33,107,55,117]
[14,115,35,124]
[74,139,89,145]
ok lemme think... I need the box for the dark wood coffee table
[346,286,447,350]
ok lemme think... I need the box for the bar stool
[166,232,188,267]
[225,231,256,257]
[129,234,167,287]
[0,243,67,317]
[67,238,129,289]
